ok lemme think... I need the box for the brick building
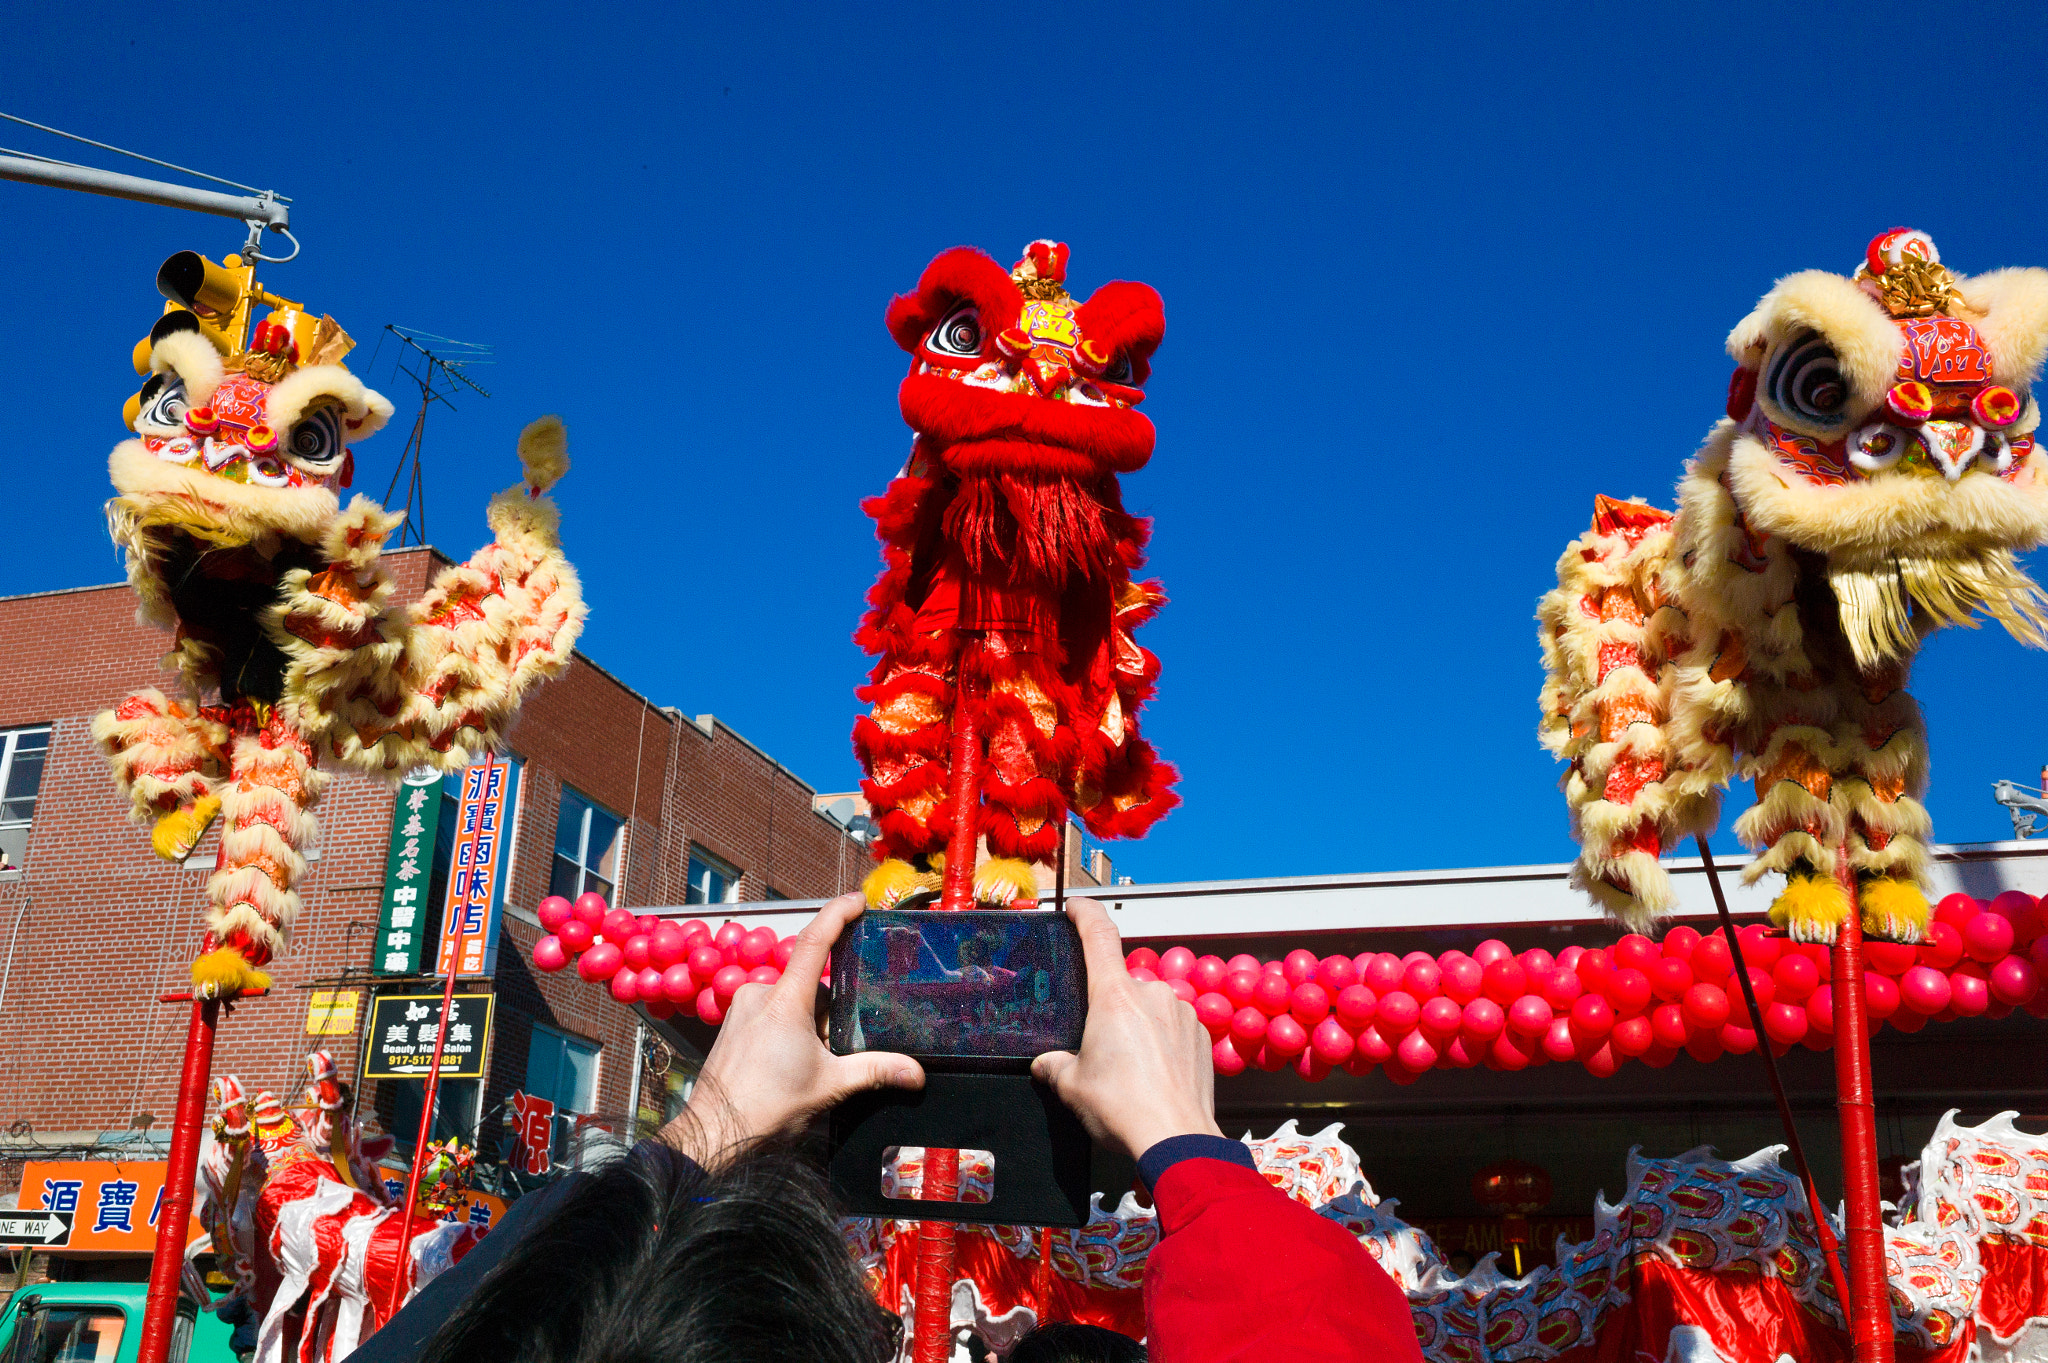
[0,548,863,1208]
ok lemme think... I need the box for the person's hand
[1030,898,1222,1160]
[659,892,924,1167]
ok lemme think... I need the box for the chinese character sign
[376,769,445,976]
[437,756,519,978]
[20,1163,208,1253]
[508,1090,556,1176]
[363,993,496,1079]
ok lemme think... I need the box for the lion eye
[135,375,189,433]
[284,406,343,470]
[1101,351,1134,385]
[926,303,983,359]
[1767,332,1849,426]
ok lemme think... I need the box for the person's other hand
[661,892,924,1167]
[1030,898,1222,1159]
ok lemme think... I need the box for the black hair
[1008,1321,1146,1363]
[419,1140,900,1363]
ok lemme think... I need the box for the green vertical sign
[376,768,445,975]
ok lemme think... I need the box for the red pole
[136,997,219,1363]
[1829,859,1894,1362]
[383,966,459,1322]
[938,648,983,913]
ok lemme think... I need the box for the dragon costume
[853,241,1179,906]
[1540,230,2048,941]
[93,252,584,997]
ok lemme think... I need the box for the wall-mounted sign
[363,992,496,1079]
[375,768,445,975]
[437,756,518,978]
[15,1162,208,1253]
[304,990,360,1037]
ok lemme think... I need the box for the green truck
[0,1282,237,1363]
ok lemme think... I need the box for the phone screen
[829,910,1086,1068]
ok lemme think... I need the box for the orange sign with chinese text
[18,1161,209,1254]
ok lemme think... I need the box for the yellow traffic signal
[155,250,258,355]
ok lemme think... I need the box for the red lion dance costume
[855,241,1178,905]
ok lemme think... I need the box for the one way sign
[0,1209,72,1246]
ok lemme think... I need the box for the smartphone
[828,909,1087,1070]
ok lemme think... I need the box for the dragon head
[885,241,1164,479]
[1721,229,2048,667]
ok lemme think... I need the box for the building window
[0,724,50,873]
[550,786,623,906]
[685,846,741,905]
[525,1023,600,1161]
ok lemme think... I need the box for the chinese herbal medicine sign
[375,768,444,975]
[437,756,517,978]
[363,992,496,1079]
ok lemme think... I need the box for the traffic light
[155,250,260,356]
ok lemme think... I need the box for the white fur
[264,365,394,442]
[149,329,226,408]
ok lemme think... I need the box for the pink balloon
[1294,1050,1333,1082]
[1864,972,1901,1021]
[1396,1030,1439,1071]
[1569,994,1615,1039]
[1126,947,1161,975]
[1334,985,1377,1028]
[1865,940,1917,977]
[1481,958,1528,1005]
[1808,984,1835,1034]
[773,935,796,970]
[1934,893,1980,929]
[636,914,660,936]
[537,896,573,933]
[1315,954,1358,994]
[711,964,748,1001]
[632,966,661,997]
[1166,979,1198,1004]
[572,892,608,929]
[1253,973,1293,1017]
[623,934,652,971]
[695,987,724,1025]
[678,918,709,943]
[1900,965,1952,1014]
[1609,968,1653,1017]
[577,941,623,982]
[1355,1024,1394,1063]
[1290,982,1331,1026]
[1691,936,1734,982]
[1488,1030,1533,1070]
[1661,925,1701,960]
[1212,1035,1248,1076]
[1308,1015,1354,1064]
[1891,1007,1929,1033]
[560,919,594,952]
[1648,956,1693,1002]
[1461,997,1506,1042]
[1282,949,1320,986]
[1950,969,1991,1017]
[1614,934,1659,973]
[1129,966,1162,984]
[1576,948,1613,992]
[747,965,780,987]
[1736,924,1782,970]
[1541,968,1585,1010]
[650,925,686,968]
[600,907,636,943]
[736,926,775,968]
[1772,953,1819,1003]
[1225,953,1260,975]
[1541,1017,1578,1062]
[1194,991,1233,1036]
[1611,1015,1654,1057]
[1641,1045,1679,1069]
[688,944,724,980]
[1683,982,1730,1030]
[1419,996,1464,1041]
[1364,954,1406,993]
[1190,955,1227,992]
[1964,913,2016,964]
[1158,946,1196,981]
[1719,1022,1758,1054]
[1230,1007,1269,1050]
[1519,948,1556,977]
[1403,959,1443,1001]
[1583,1042,1620,1078]
[532,935,568,972]
[1444,1036,1481,1069]
[1376,990,1422,1035]
[715,921,746,952]
[644,1000,675,1020]
[1763,1002,1808,1046]
[1507,994,1554,1038]
[1920,921,1964,970]
[1252,1042,1287,1074]
[1556,945,1586,972]
[1989,890,2038,930]
[609,970,639,1003]
[1685,1030,1725,1064]
[1223,969,1260,1009]
[1992,956,2040,1007]
[661,963,697,1001]
[1473,938,1513,968]
[1441,957,1484,1005]
[1265,1014,1309,1057]
[1651,1003,1690,1049]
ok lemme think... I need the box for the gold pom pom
[517,415,570,492]
[1767,874,1853,944]
[973,857,1039,906]
[190,946,272,1000]
[151,792,221,862]
[1859,876,1929,944]
[863,858,925,909]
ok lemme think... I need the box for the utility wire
[0,111,289,199]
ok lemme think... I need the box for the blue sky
[8,2,2048,886]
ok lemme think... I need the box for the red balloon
[1223,969,1260,1010]
[774,936,797,970]
[650,925,687,968]
[1650,1003,1690,1049]
[1684,1030,1724,1063]
[1609,968,1653,1017]
[1763,1002,1808,1046]
[1507,995,1554,1038]
[1950,970,1990,1017]
[572,892,608,929]
[1229,1007,1269,1050]
[1863,972,1901,1020]
[1441,957,1484,1005]
[1641,1045,1679,1068]
[1772,953,1819,1003]
[736,926,774,968]
[1569,993,1615,1039]
[623,934,652,971]
[559,920,595,952]
[1290,982,1331,1026]
[1311,1017,1355,1064]
[1683,982,1731,1030]
[1891,1007,1929,1032]
[662,964,696,1002]
[695,987,724,1025]
[1364,953,1405,993]
[1342,1051,1378,1077]
[601,907,637,942]
[1294,1050,1333,1082]
[1396,1030,1439,1071]
[1691,936,1734,982]
[635,914,659,936]
[1736,924,1782,970]
[1541,969,1584,1010]
[1611,1015,1654,1056]
[1541,1017,1578,1062]
[1191,955,1227,992]
[1481,958,1528,1005]
[1212,1035,1247,1076]
[1992,956,2039,1007]
[1167,979,1198,1004]
[1375,990,1421,1035]
[1127,947,1162,975]
[634,966,663,998]
[1266,1014,1309,1056]
[609,969,639,1004]
[748,965,779,986]
[1461,997,1506,1042]
[1195,991,1234,1037]
[1864,940,1918,976]
[1473,938,1514,967]
[1488,1030,1533,1070]
[1964,913,2017,964]
[1401,950,1435,968]
[1556,945,1586,973]
[678,918,709,942]
[1808,984,1835,1034]
[1900,965,1952,1014]
[1661,925,1701,960]
[1355,1024,1394,1063]
[711,963,748,1001]
[1253,973,1293,1017]
[1719,1022,1758,1054]
[1989,890,2037,929]
[1576,948,1614,992]
[1444,1036,1481,1069]
[1649,957,1693,1002]
[1226,953,1261,975]
[1282,949,1320,986]
[1519,948,1557,977]
[1934,893,1980,929]
[537,896,573,933]
[532,936,568,972]
[714,921,746,952]
[1613,934,1659,973]
[579,941,624,982]
[1335,985,1378,1028]
[1384,1060,1422,1086]
[1919,921,1964,970]
[1583,1042,1620,1078]
[1316,955,1359,994]
[1419,996,1464,1041]
[1403,959,1443,1000]
[688,944,724,980]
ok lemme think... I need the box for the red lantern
[1471,1159,1553,1276]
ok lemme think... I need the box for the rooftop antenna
[379,326,493,548]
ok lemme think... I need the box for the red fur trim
[1073,280,1165,386]
[852,715,952,766]
[899,374,1157,475]
[884,248,1022,356]
[984,812,1062,861]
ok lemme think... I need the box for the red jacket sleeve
[1143,1156,1421,1363]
